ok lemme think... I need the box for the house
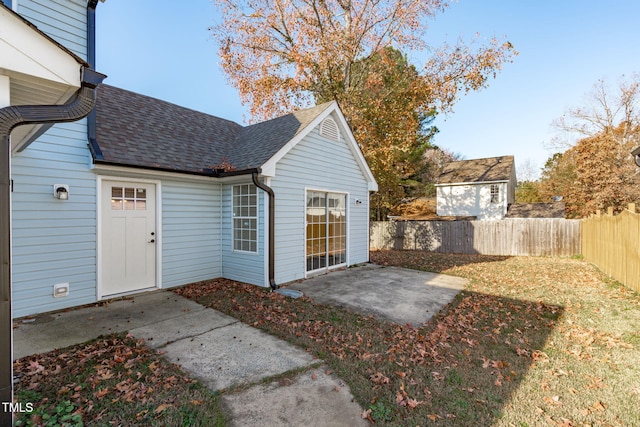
[2,1,378,319]
[435,155,516,220]
[632,145,640,167]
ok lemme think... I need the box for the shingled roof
[437,155,515,185]
[93,85,334,174]
[506,202,566,218]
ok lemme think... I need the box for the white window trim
[490,184,500,204]
[231,183,259,254]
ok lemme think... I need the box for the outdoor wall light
[633,146,640,168]
[53,184,69,200]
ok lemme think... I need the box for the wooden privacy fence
[370,219,581,256]
[582,205,640,294]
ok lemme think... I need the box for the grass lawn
[175,251,640,426]
[12,251,640,426]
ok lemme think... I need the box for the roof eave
[435,179,510,187]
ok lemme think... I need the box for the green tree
[515,181,542,203]
[338,47,438,219]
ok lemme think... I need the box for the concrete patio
[289,263,467,326]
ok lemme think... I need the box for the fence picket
[582,207,640,293]
[370,218,582,257]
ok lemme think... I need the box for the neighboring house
[632,145,640,167]
[3,1,378,318]
[435,155,516,220]
[506,202,566,218]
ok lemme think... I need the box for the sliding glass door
[306,191,347,273]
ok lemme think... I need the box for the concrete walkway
[13,291,367,426]
[289,263,467,326]
[13,265,466,425]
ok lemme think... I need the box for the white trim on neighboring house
[303,187,350,278]
[434,179,510,187]
[260,102,378,192]
[96,175,162,301]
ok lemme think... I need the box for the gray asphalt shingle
[94,85,333,174]
[437,155,515,184]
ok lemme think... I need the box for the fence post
[629,203,636,213]
[607,207,614,216]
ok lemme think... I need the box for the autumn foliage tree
[210,0,516,218]
[539,75,640,217]
[343,47,438,218]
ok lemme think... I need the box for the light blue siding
[221,182,266,286]
[162,181,222,287]
[17,0,87,59]
[271,114,371,284]
[11,121,97,318]
[10,0,91,317]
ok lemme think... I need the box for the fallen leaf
[407,398,422,409]
[369,372,390,385]
[154,403,173,413]
[361,409,373,421]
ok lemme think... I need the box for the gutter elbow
[252,172,277,290]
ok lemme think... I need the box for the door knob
[149,239,155,243]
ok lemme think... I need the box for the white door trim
[96,176,162,300]
[304,187,350,278]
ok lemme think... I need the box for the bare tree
[548,74,640,150]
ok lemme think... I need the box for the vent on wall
[320,117,340,141]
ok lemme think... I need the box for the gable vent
[320,117,340,141]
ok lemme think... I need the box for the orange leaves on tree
[210,0,516,219]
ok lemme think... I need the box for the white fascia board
[92,163,259,185]
[0,7,82,88]
[92,164,217,183]
[435,180,509,187]
[259,103,337,177]
[332,104,379,192]
[260,101,379,192]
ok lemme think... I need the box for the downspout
[0,67,106,420]
[86,0,100,153]
[252,172,277,290]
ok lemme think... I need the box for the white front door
[101,180,157,296]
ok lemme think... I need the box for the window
[111,186,147,210]
[1,0,12,8]
[232,184,257,252]
[490,184,500,204]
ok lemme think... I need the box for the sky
[96,1,640,180]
